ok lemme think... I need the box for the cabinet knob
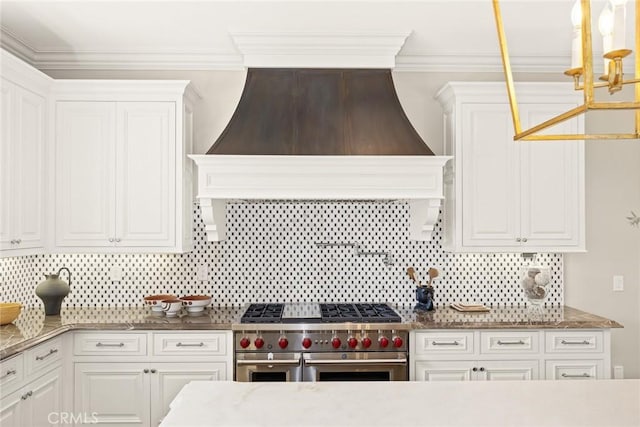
[522,238,528,242]
[150,369,157,374]
[115,238,121,243]
[16,239,21,244]
[108,238,115,242]
[479,367,485,372]
[516,238,521,242]
[472,367,478,372]
[144,369,149,373]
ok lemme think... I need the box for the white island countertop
[161,380,640,427]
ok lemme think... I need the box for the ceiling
[0,0,635,73]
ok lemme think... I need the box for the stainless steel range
[234,303,408,382]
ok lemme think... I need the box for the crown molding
[228,30,411,68]
[3,28,631,75]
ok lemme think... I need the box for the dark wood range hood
[190,67,450,242]
[207,68,434,156]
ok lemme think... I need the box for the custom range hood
[190,32,451,242]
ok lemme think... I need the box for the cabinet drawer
[25,336,62,375]
[545,360,603,380]
[480,331,539,354]
[153,333,228,356]
[413,332,474,355]
[74,333,147,356]
[0,354,24,392]
[545,331,603,353]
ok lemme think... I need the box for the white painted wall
[44,68,640,378]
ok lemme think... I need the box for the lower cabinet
[414,360,539,381]
[0,366,63,427]
[74,362,226,427]
[410,329,611,381]
[72,331,232,427]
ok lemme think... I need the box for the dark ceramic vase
[414,286,435,312]
[35,267,71,315]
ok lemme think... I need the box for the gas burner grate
[240,303,284,323]
[320,303,361,323]
[354,303,402,323]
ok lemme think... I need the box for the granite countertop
[0,305,622,360]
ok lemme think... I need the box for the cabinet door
[25,367,62,427]
[476,360,539,381]
[14,86,45,250]
[0,389,23,427]
[519,104,583,248]
[0,80,14,249]
[56,102,116,247]
[414,361,473,381]
[461,103,520,247]
[116,102,175,247]
[74,362,150,427]
[150,362,227,427]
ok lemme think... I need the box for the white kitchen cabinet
[52,81,197,253]
[72,331,232,427]
[436,82,585,253]
[414,360,538,381]
[0,366,63,427]
[410,329,611,381]
[0,52,51,257]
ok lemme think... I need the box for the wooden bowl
[0,303,22,325]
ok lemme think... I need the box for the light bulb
[598,6,614,36]
[571,0,582,27]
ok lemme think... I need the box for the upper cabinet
[52,81,198,253]
[436,82,585,253]
[0,51,51,258]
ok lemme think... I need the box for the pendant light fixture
[492,0,639,140]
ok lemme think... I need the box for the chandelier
[492,0,639,140]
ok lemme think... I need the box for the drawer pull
[560,340,590,345]
[96,342,125,348]
[432,341,460,346]
[1,369,17,379]
[21,391,33,400]
[35,348,59,361]
[561,373,591,378]
[497,340,525,345]
[176,342,205,347]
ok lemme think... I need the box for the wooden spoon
[427,268,439,286]
[407,267,421,287]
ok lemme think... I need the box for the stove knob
[362,337,372,348]
[302,337,312,349]
[379,336,389,348]
[254,337,265,349]
[392,336,404,348]
[331,337,341,349]
[239,337,250,349]
[347,337,358,349]
[278,337,289,349]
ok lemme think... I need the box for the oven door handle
[236,359,301,366]
[304,358,407,365]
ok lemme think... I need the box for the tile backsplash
[0,202,563,308]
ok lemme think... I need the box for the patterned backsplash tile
[0,202,563,307]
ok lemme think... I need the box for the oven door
[235,352,302,382]
[302,352,407,382]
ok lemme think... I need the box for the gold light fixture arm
[492,0,522,136]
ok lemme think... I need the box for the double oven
[234,303,408,382]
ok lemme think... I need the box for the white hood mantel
[190,154,451,242]
[190,30,451,242]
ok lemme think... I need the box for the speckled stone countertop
[0,305,622,360]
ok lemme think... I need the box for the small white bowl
[180,295,212,313]
[144,294,176,312]
[161,299,183,317]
